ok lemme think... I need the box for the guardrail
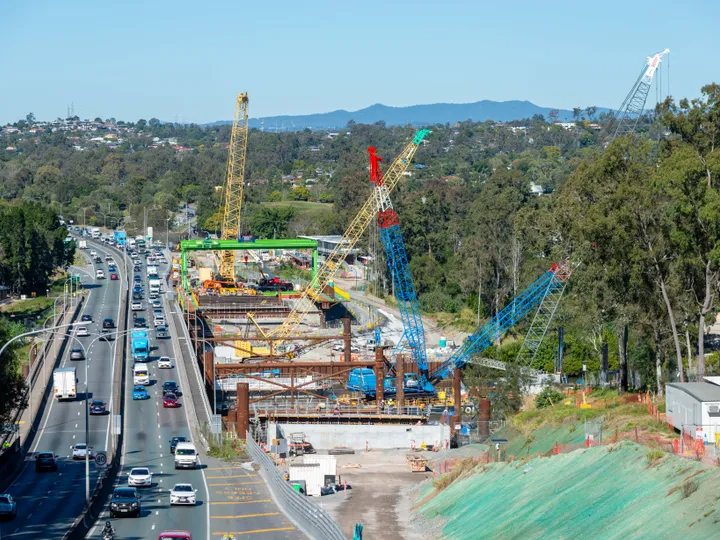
[245,432,346,540]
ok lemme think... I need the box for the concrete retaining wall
[268,422,450,450]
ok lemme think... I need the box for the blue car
[132,386,149,400]
[108,264,117,272]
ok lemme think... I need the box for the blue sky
[1,0,717,124]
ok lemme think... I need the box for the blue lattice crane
[368,146,428,378]
[348,261,573,396]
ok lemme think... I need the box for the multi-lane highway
[0,241,124,539]
[86,249,211,538]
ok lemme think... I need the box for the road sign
[112,414,122,435]
[95,452,107,466]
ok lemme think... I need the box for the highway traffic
[0,241,123,539]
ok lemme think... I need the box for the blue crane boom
[369,146,428,375]
[428,261,571,383]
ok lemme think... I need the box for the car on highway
[127,467,152,487]
[132,291,143,301]
[99,329,113,341]
[89,399,106,415]
[158,356,172,369]
[110,273,119,280]
[169,436,187,455]
[34,452,58,472]
[169,483,197,506]
[156,325,169,339]
[163,393,179,408]
[95,269,105,279]
[131,302,143,311]
[105,255,113,262]
[154,315,166,327]
[133,275,142,283]
[158,531,192,540]
[81,314,93,322]
[69,347,84,361]
[134,317,147,328]
[152,299,162,309]
[108,264,117,272]
[162,380,179,396]
[110,487,141,518]
[75,326,89,337]
[71,443,93,460]
[103,318,115,329]
[132,385,150,400]
[0,493,17,520]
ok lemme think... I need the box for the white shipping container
[303,455,337,481]
[288,463,324,496]
[666,382,720,444]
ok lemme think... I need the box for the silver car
[127,467,152,487]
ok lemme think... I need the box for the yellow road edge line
[212,527,296,536]
[211,512,280,519]
[211,500,271,505]
[208,481,263,486]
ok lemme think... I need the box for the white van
[133,364,150,385]
[174,442,198,469]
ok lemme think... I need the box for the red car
[158,531,191,540]
[110,273,119,280]
[163,393,179,408]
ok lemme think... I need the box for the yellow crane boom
[218,92,250,280]
[269,129,430,339]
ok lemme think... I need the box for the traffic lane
[99,332,205,538]
[3,281,108,537]
[4,242,124,536]
[204,457,300,539]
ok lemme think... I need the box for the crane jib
[429,270,561,383]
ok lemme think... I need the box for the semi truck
[53,367,78,400]
[131,330,149,361]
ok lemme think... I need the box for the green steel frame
[179,238,318,291]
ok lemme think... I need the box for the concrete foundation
[267,422,450,450]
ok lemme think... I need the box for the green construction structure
[179,238,318,292]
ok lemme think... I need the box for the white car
[131,302,143,311]
[154,317,166,327]
[71,443,93,460]
[151,300,162,309]
[158,356,172,369]
[127,467,152,487]
[95,270,105,279]
[76,327,89,337]
[169,483,197,505]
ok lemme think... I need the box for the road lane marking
[208,482,263,487]
[211,512,280,519]
[212,528,295,536]
[210,500,270,505]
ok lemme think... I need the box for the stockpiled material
[417,442,720,539]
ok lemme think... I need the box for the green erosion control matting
[417,442,720,539]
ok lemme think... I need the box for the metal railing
[245,432,346,540]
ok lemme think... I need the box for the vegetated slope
[416,442,719,539]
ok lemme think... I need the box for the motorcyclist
[102,521,115,538]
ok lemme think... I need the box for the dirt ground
[312,449,433,540]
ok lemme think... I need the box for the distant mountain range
[203,100,611,131]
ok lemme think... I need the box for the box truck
[53,367,77,400]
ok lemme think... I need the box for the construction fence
[245,431,345,540]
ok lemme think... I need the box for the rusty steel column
[237,382,250,440]
[396,354,405,412]
[478,398,491,439]
[451,368,462,439]
[375,347,385,412]
[343,316,351,363]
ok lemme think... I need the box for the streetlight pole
[0,322,84,365]
[166,218,170,250]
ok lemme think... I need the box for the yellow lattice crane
[269,129,430,340]
[218,93,250,280]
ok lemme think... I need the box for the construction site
[162,51,684,536]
